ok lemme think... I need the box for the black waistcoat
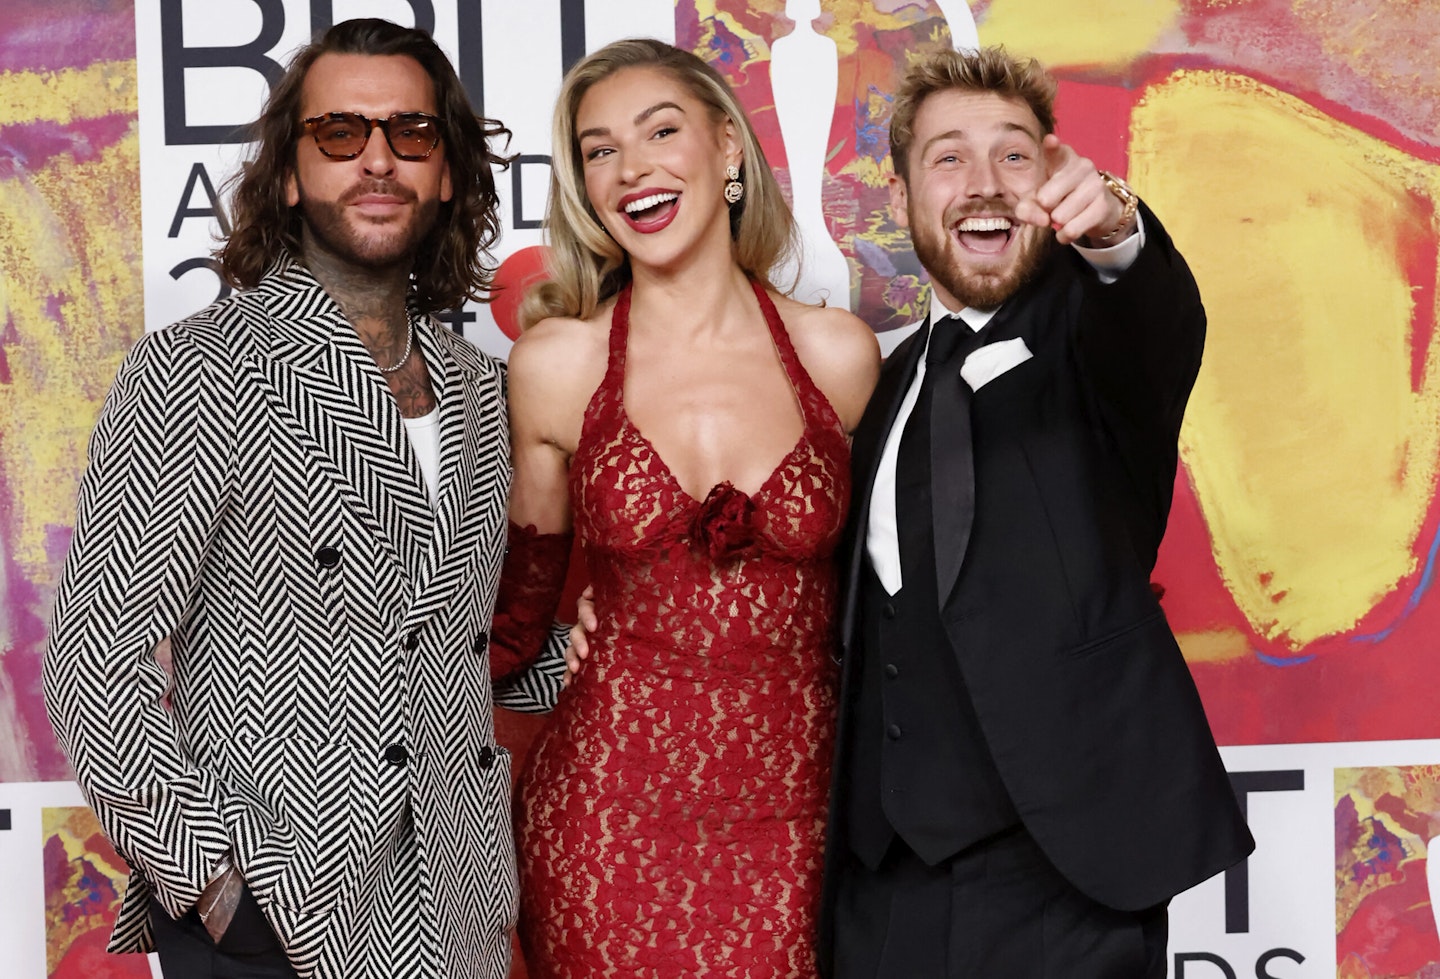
[843,390,1019,869]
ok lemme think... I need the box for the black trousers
[834,827,1168,979]
[150,885,299,979]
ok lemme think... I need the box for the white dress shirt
[866,222,1146,595]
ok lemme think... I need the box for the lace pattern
[516,282,849,977]
[489,521,574,683]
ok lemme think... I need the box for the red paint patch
[490,246,551,342]
[1052,79,1139,175]
[1397,190,1438,396]
[1337,863,1440,976]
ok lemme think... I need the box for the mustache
[339,180,417,205]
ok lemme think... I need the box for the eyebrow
[577,101,687,141]
[919,122,1039,156]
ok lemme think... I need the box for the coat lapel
[840,324,929,651]
[253,259,434,577]
[408,323,503,615]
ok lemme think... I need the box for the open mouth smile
[953,215,1015,255]
[619,189,681,233]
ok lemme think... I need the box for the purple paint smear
[2,511,69,779]
[0,0,138,782]
[0,114,134,180]
[0,2,134,72]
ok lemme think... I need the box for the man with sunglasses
[45,18,548,979]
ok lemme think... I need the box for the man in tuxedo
[820,46,1254,978]
[45,18,552,979]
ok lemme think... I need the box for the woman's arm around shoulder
[777,297,881,435]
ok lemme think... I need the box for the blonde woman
[497,37,878,979]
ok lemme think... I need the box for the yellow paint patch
[978,0,1181,67]
[819,0,951,57]
[1131,71,1440,648]
[0,60,136,125]
[1175,627,1252,664]
[692,0,774,62]
[0,63,143,587]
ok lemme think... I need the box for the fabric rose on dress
[692,482,763,564]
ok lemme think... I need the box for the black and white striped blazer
[45,256,558,979]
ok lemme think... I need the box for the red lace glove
[490,521,573,683]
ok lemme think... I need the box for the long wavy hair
[520,38,798,328]
[216,18,511,313]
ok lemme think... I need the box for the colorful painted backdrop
[3,2,1438,978]
[0,0,142,786]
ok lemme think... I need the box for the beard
[910,200,1055,310]
[295,177,440,272]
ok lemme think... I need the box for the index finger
[1041,133,1070,177]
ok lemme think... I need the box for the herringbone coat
[45,257,544,979]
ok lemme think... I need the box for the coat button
[882,602,896,619]
[472,630,489,655]
[886,724,903,741]
[404,632,419,651]
[885,663,900,679]
[383,744,409,766]
[478,746,496,770]
[315,546,340,568]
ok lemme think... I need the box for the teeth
[956,216,1012,232]
[624,192,679,214]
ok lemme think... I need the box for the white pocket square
[961,337,1033,392]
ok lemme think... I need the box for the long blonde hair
[520,38,797,328]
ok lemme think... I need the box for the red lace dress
[516,281,849,978]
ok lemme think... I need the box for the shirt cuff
[1072,211,1147,285]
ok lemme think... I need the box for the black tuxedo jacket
[823,207,1254,942]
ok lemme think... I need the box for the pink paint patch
[0,114,134,179]
[0,4,135,72]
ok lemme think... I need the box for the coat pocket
[1062,610,1166,661]
[477,746,520,933]
[228,734,358,915]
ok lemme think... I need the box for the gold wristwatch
[1095,170,1139,242]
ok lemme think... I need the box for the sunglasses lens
[307,113,440,160]
[387,114,439,159]
[313,113,369,158]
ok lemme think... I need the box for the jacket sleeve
[1074,202,1207,451]
[1073,202,1206,555]
[44,326,237,918]
[492,622,572,713]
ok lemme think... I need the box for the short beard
[295,177,440,273]
[911,205,1056,310]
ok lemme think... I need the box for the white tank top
[402,408,441,505]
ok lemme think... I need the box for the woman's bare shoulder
[768,293,881,432]
[509,305,613,382]
[506,303,615,435]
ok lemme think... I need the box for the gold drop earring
[723,164,744,204]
